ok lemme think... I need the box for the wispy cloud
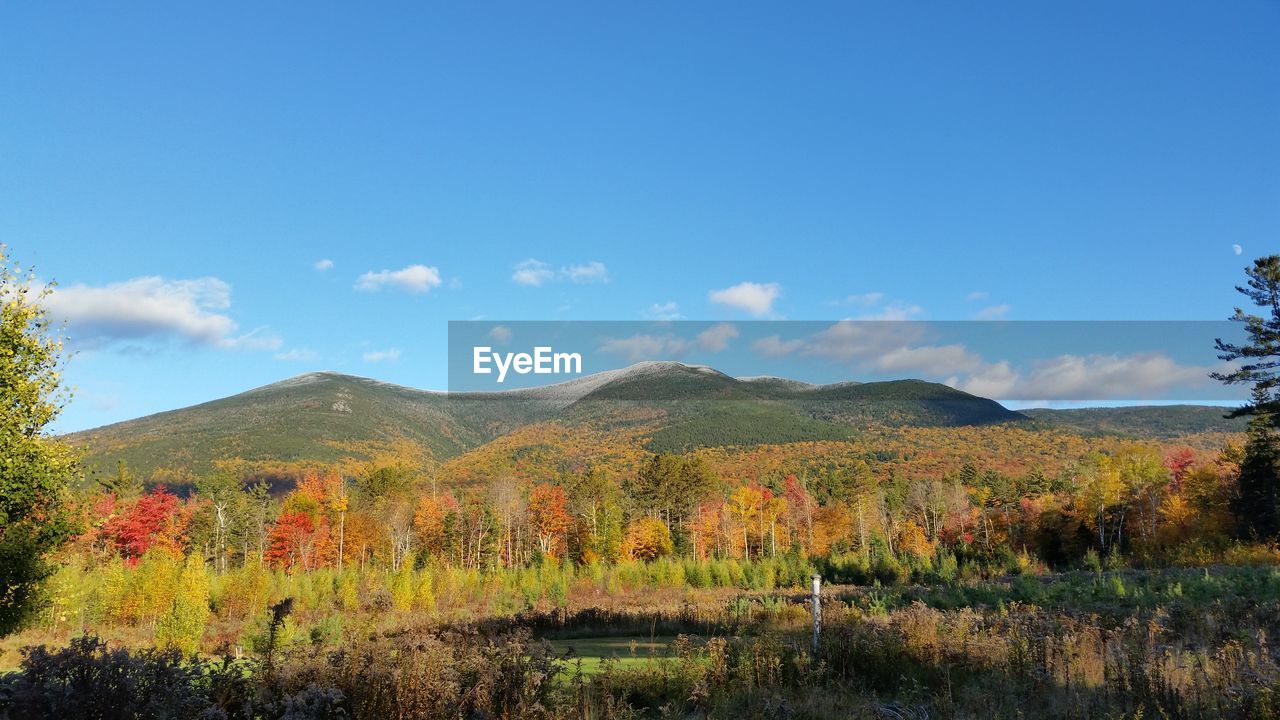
[973,304,1011,320]
[488,325,512,344]
[830,292,884,307]
[362,348,401,362]
[644,301,682,320]
[314,259,334,272]
[854,301,924,321]
[696,323,739,352]
[275,348,318,361]
[563,261,609,284]
[355,264,442,293]
[752,335,805,358]
[826,292,924,320]
[598,323,739,362]
[512,259,555,287]
[598,334,680,362]
[513,259,609,286]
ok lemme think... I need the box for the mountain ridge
[63,363,1240,482]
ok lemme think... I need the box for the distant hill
[64,372,559,480]
[1022,405,1247,438]
[531,362,1023,452]
[64,362,1026,480]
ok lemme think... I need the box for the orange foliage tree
[527,483,572,558]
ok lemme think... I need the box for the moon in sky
[1233,244,1243,255]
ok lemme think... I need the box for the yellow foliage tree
[155,554,209,655]
[622,517,673,561]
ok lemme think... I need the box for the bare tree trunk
[857,498,867,559]
[337,510,345,571]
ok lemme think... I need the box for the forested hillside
[66,362,1028,481]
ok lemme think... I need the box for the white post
[811,573,822,655]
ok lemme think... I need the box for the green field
[549,635,684,675]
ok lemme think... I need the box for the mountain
[1022,405,1247,439]
[65,372,555,481]
[65,362,1027,480]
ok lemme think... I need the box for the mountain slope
[65,372,556,479]
[553,362,1024,452]
[1022,405,1247,439]
[64,362,1047,480]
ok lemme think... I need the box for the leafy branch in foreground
[0,247,78,636]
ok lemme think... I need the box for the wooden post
[811,573,822,655]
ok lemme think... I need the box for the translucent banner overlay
[447,321,1249,406]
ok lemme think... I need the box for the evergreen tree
[1233,389,1280,538]
[1213,256,1280,537]
[98,459,143,499]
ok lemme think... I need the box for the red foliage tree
[264,510,324,571]
[104,486,191,562]
[1164,446,1198,491]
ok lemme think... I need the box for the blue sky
[2,2,1276,431]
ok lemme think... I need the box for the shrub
[873,553,910,586]
[154,554,209,655]
[1083,548,1103,573]
[0,635,251,720]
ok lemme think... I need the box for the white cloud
[514,259,610,286]
[644,301,682,320]
[599,323,739,362]
[876,344,984,375]
[753,335,804,358]
[951,353,1213,401]
[42,276,280,351]
[708,281,781,316]
[489,325,512,344]
[362,348,401,362]
[973,304,1011,320]
[1022,353,1209,400]
[800,320,926,362]
[275,348,318,362]
[966,291,989,302]
[743,318,1218,403]
[562,261,609,284]
[512,259,555,287]
[696,323,739,352]
[598,334,686,362]
[753,321,975,375]
[356,264,442,293]
[950,361,1018,398]
[314,259,334,272]
[1233,244,1244,256]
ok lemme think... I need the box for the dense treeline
[11,427,1251,660]
[74,437,1243,578]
